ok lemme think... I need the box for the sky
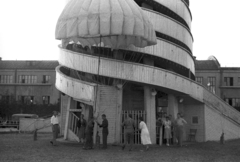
[0,0,239,67]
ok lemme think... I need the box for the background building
[195,56,240,111]
[0,60,60,105]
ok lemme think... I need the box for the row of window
[18,95,50,105]
[223,77,240,86]
[0,75,51,84]
[225,98,240,108]
[196,77,240,87]
[0,95,50,104]
[0,75,13,83]
[196,77,216,94]
[18,75,37,83]
[196,77,240,108]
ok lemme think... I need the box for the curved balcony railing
[155,0,192,26]
[128,38,195,74]
[137,0,191,30]
[143,9,193,52]
[58,47,203,101]
[55,66,96,104]
[63,37,195,75]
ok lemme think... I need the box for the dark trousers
[124,131,134,149]
[84,132,93,149]
[52,124,59,145]
[176,125,184,146]
[102,132,108,148]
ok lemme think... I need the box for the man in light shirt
[50,111,59,146]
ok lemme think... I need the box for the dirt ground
[0,133,240,162]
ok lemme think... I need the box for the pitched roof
[0,60,59,70]
[195,60,220,70]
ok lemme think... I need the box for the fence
[121,110,146,144]
[69,112,80,136]
[19,118,52,133]
[0,120,19,129]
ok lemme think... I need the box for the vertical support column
[168,95,179,144]
[144,86,156,144]
[115,86,123,143]
[113,50,123,144]
[60,94,69,135]
[64,97,72,140]
[168,94,179,120]
[143,57,156,144]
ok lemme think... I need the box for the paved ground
[0,133,240,162]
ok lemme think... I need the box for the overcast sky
[0,0,239,67]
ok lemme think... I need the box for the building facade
[56,0,240,145]
[0,60,60,105]
[195,56,240,111]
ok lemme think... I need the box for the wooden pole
[64,97,72,140]
[160,125,163,146]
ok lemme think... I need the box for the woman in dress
[163,116,172,146]
[139,117,151,151]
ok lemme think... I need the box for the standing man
[122,114,135,151]
[77,114,87,144]
[83,118,94,150]
[50,111,59,146]
[175,113,187,147]
[97,114,109,149]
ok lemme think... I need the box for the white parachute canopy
[55,0,157,49]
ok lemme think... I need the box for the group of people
[77,113,152,151]
[157,112,187,147]
[77,114,108,150]
[50,111,187,150]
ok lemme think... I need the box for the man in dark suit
[97,114,109,149]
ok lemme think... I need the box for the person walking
[97,114,109,149]
[83,118,94,150]
[163,116,172,146]
[122,114,135,151]
[77,114,87,144]
[175,113,187,147]
[50,111,59,146]
[139,117,151,151]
